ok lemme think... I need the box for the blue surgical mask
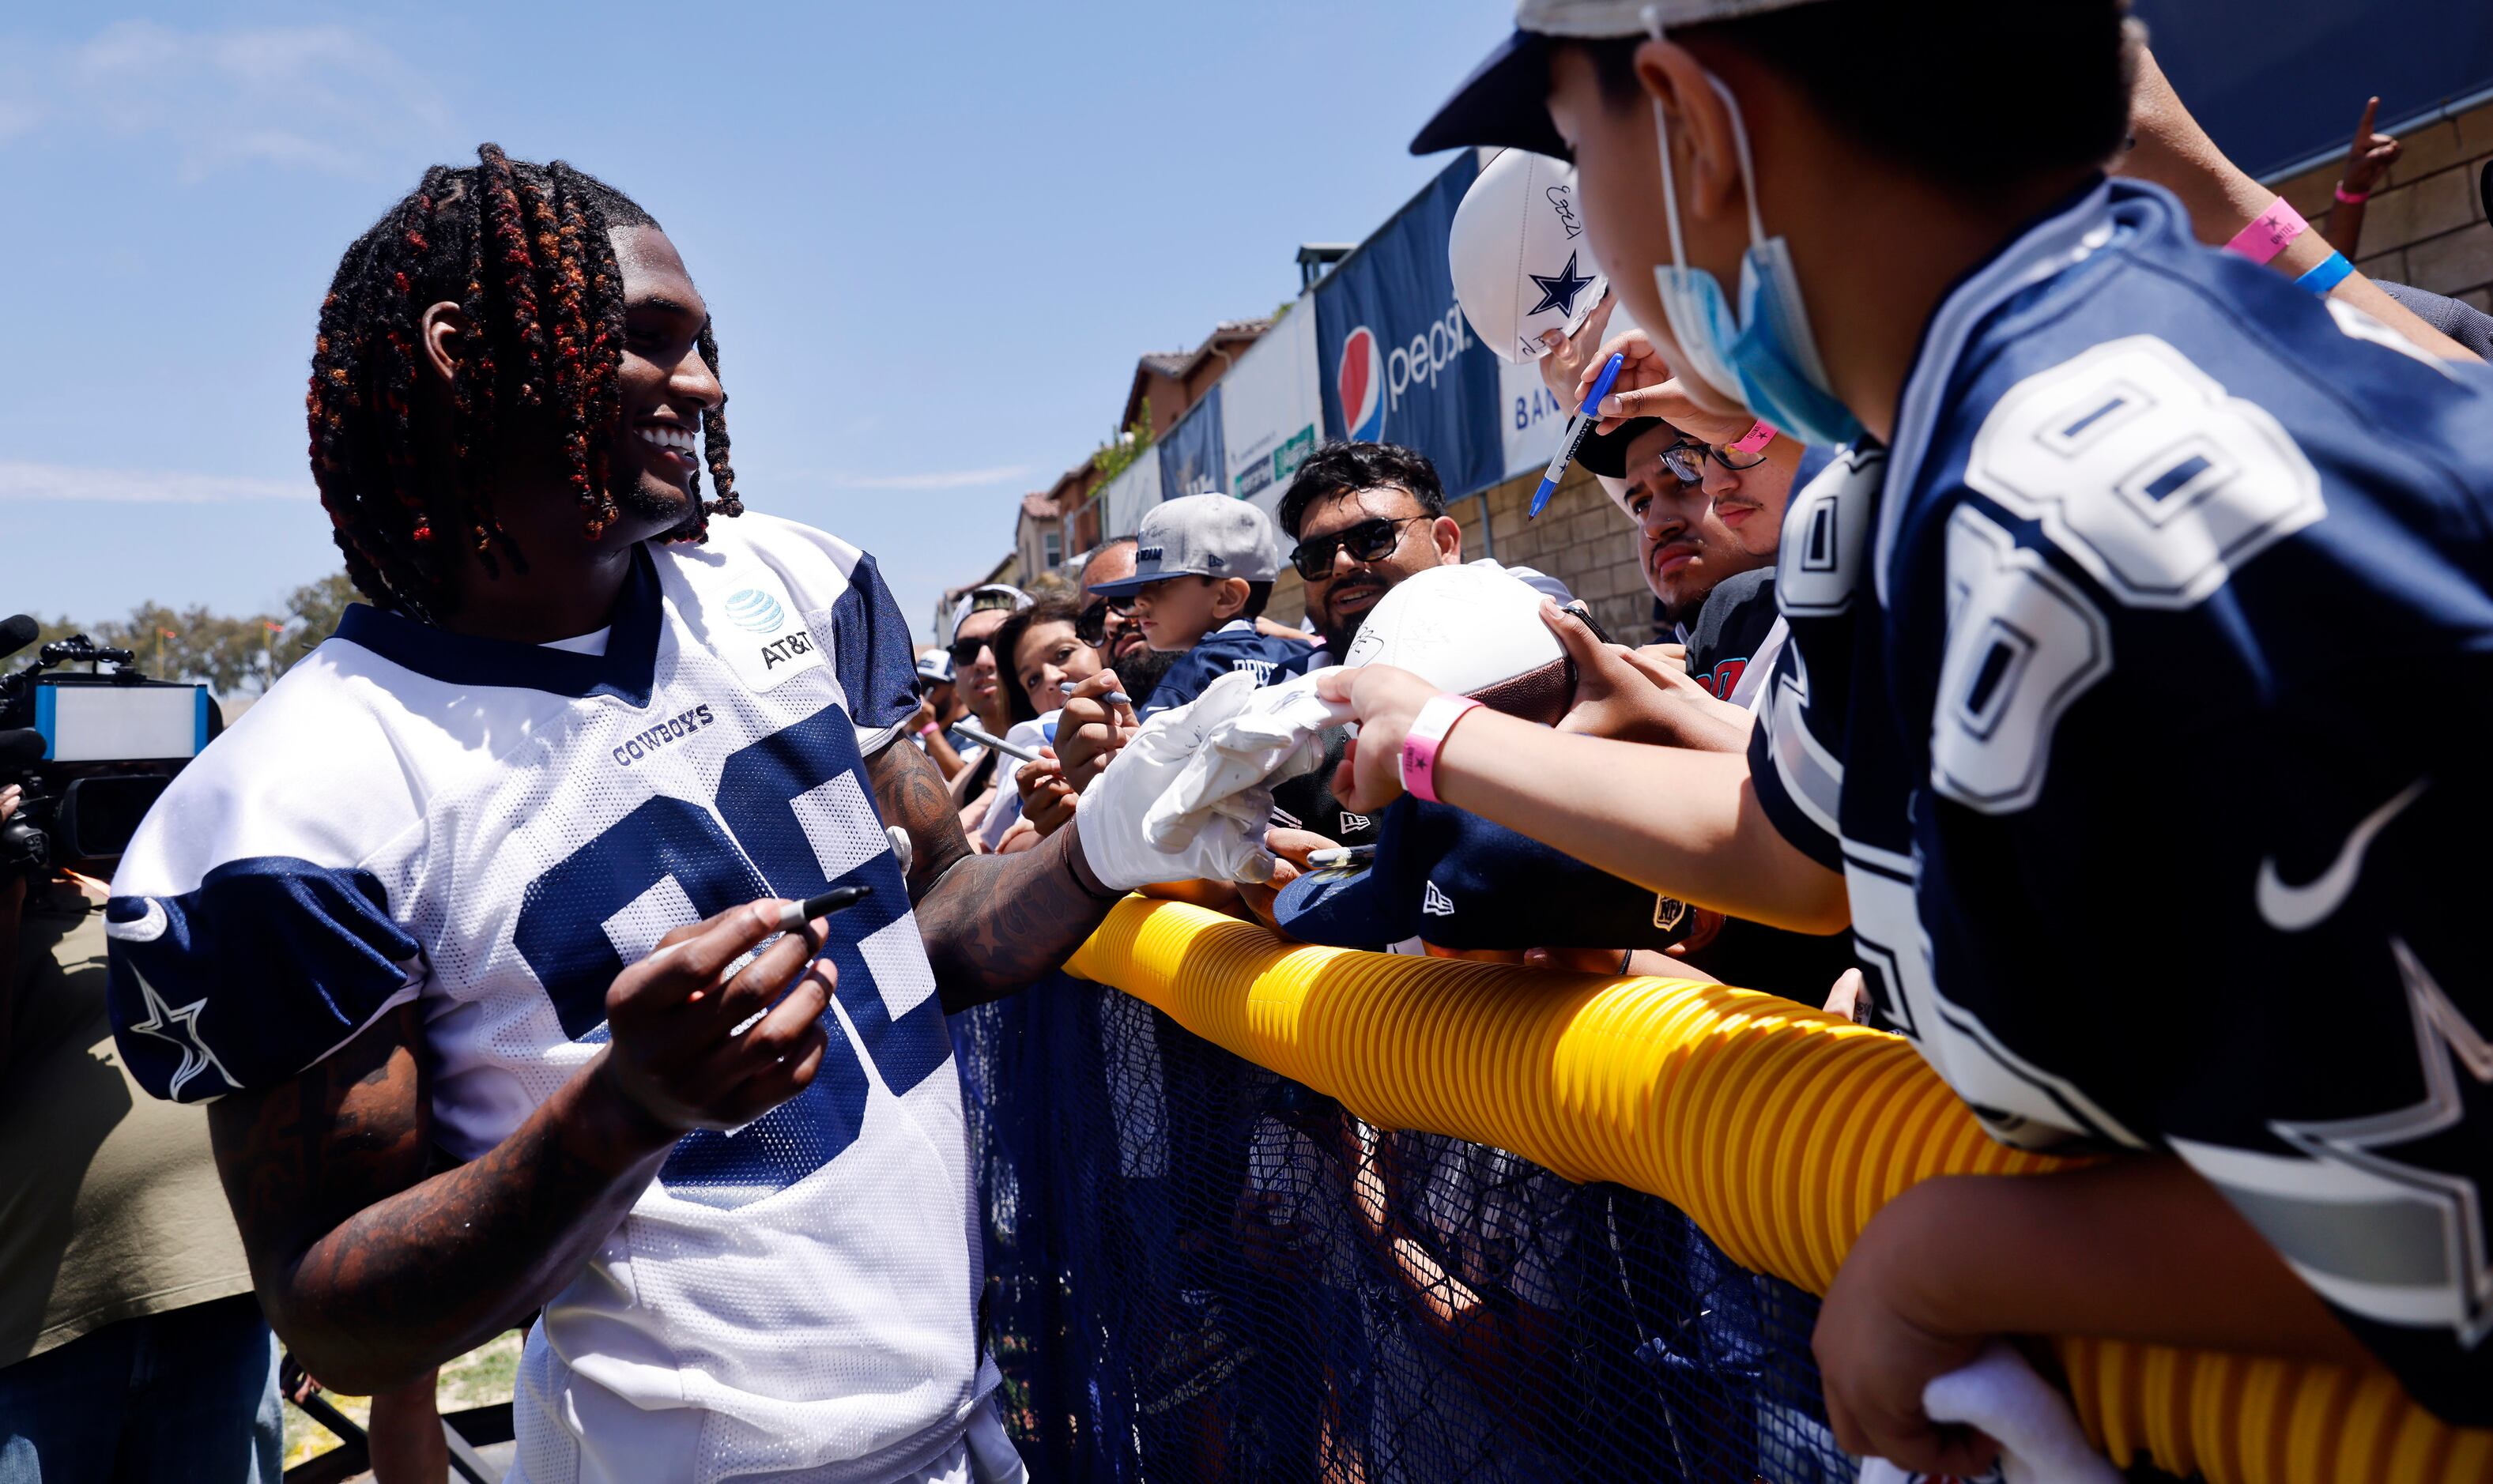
[1646,60,1864,450]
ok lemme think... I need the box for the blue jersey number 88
[513,701,949,1210]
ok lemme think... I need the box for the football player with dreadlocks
[101,147,1195,1484]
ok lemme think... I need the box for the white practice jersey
[106,514,993,1483]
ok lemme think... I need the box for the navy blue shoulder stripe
[334,544,662,705]
[107,857,417,1103]
[828,548,923,734]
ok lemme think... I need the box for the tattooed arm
[867,733,1120,1011]
[209,1004,671,1393]
[209,902,834,1393]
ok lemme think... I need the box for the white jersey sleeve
[104,652,434,1103]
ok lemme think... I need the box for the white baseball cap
[1409,0,1831,156]
[1087,495,1281,597]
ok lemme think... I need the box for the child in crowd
[1337,0,2493,1469]
[1086,494,1315,719]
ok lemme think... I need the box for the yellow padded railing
[1065,898,2493,1484]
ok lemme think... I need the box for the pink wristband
[2223,197,2308,266]
[2333,183,2371,205]
[1398,695,1481,804]
[1725,420,1778,454]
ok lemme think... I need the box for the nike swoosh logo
[105,898,169,943]
[2255,778,2428,932]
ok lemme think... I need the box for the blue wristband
[2294,250,2354,296]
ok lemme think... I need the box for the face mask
[1644,46,1865,450]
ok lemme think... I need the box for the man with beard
[1277,442,1572,665]
[1076,536,1179,706]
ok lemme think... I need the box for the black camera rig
[0,621,212,874]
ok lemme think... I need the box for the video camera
[0,616,212,875]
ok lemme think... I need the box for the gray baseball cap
[1087,494,1281,597]
[1410,0,1830,156]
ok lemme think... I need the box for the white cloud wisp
[2,20,451,180]
[0,461,313,504]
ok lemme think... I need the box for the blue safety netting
[950,974,1857,1484]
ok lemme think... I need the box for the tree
[1091,413,1155,487]
[23,572,364,699]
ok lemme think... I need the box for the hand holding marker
[1530,351,1626,519]
[778,884,872,932]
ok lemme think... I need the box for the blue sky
[0,2,1512,642]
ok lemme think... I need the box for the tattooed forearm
[209,1005,674,1393]
[917,827,1118,1009]
[866,737,1118,1010]
[867,733,975,902]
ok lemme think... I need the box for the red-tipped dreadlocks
[305,145,740,621]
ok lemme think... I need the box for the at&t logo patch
[726,588,786,633]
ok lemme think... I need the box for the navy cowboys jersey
[1748,179,2493,1421]
[106,515,995,1482]
[1133,620,1319,720]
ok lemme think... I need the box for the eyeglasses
[946,634,991,668]
[1657,438,1769,484]
[1289,516,1428,581]
[1075,595,1135,647]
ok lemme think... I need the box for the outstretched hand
[598,901,835,1136]
[1536,290,1617,404]
[1056,669,1141,794]
[2340,96,2402,197]
[1015,750,1078,837]
[1313,664,1444,815]
[1813,1182,1999,1476]
[1542,601,1750,751]
[1571,328,1758,441]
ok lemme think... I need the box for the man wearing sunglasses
[940,584,1033,828]
[1073,540,1149,667]
[1582,416,1786,703]
[1276,441,1572,664]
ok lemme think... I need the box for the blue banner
[2139,1,2493,179]
[1156,384,1228,499]
[1313,153,1507,499]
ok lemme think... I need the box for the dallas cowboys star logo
[2272,939,2493,1343]
[126,966,239,1101]
[1526,252,1597,319]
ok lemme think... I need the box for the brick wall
[1464,468,1661,642]
[2273,98,2493,314]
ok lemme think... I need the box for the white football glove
[1143,668,1352,853]
[1074,670,1280,889]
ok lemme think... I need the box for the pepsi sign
[1313,155,1505,499]
[1337,327,1386,443]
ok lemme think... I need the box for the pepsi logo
[1336,308,1476,443]
[1338,326,1386,442]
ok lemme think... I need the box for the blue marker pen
[1530,351,1627,518]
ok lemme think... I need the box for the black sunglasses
[946,634,990,667]
[1658,438,1769,484]
[1074,595,1135,647]
[1289,515,1427,581]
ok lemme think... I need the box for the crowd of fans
[9,1,2493,1479]
[920,11,2493,1477]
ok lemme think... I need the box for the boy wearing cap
[1088,494,1316,720]
[1311,0,2493,1467]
